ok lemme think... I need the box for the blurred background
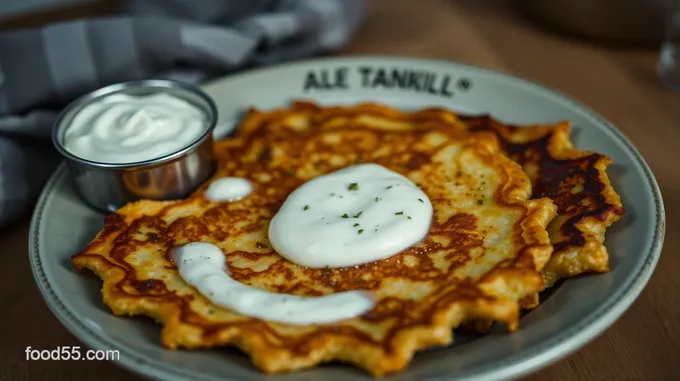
[0,0,671,42]
[0,1,677,381]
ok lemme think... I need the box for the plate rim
[29,55,666,381]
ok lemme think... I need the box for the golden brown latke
[288,101,624,303]
[73,103,557,376]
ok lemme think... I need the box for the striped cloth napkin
[0,0,365,227]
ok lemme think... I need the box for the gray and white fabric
[0,0,366,226]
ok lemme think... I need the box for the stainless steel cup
[52,79,218,213]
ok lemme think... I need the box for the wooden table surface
[1,1,678,380]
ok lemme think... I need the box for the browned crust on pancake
[72,102,557,377]
[288,101,624,290]
[457,116,625,289]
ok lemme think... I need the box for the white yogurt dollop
[268,164,433,269]
[174,164,432,324]
[63,93,207,164]
[204,177,253,202]
[172,242,375,325]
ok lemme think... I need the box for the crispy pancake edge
[457,116,625,291]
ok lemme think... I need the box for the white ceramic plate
[29,56,665,381]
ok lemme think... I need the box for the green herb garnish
[375,197,381,202]
[395,211,404,215]
[348,183,359,191]
[407,216,412,219]
[341,213,349,218]
[477,200,483,205]
[353,211,363,218]
[386,185,393,189]
[353,223,360,227]
[303,205,309,211]
[358,229,364,234]
[418,198,424,203]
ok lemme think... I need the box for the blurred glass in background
[660,0,680,93]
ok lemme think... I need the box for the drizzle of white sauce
[268,163,433,268]
[172,242,375,325]
[63,93,207,164]
[204,177,253,202]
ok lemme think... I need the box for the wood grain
[1,0,677,380]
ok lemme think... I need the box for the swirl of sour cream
[63,93,207,164]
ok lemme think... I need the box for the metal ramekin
[52,79,218,213]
